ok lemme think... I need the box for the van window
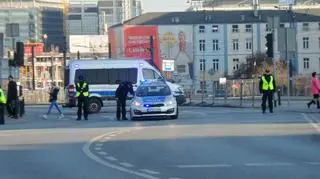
[142,69,161,80]
[75,68,137,84]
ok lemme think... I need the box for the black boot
[317,101,320,109]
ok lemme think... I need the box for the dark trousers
[262,91,274,113]
[6,99,18,117]
[77,97,88,120]
[116,99,126,120]
[0,103,5,125]
[308,94,320,108]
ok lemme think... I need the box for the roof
[109,10,320,29]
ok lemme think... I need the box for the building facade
[0,1,65,52]
[108,10,320,90]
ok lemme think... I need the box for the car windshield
[136,85,171,97]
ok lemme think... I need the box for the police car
[130,80,178,120]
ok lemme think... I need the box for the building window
[212,25,218,32]
[245,38,252,50]
[199,25,205,33]
[232,24,239,32]
[303,58,310,69]
[302,23,309,31]
[245,24,252,32]
[303,37,309,49]
[199,40,205,52]
[212,39,219,51]
[266,24,271,32]
[200,81,206,90]
[280,23,285,28]
[233,58,240,70]
[212,59,219,71]
[200,59,206,71]
[232,39,239,51]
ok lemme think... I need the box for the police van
[64,58,185,113]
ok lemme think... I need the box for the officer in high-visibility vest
[0,85,7,125]
[259,69,276,113]
[75,75,89,120]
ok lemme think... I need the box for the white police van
[64,58,185,113]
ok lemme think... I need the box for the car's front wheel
[170,107,179,119]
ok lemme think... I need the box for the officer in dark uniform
[7,75,18,119]
[75,75,89,120]
[115,81,134,120]
[259,69,276,113]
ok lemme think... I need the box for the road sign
[219,77,226,84]
[162,60,174,71]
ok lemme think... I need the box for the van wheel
[88,98,102,114]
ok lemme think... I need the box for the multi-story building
[108,10,320,89]
[0,0,65,52]
[68,0,142,36]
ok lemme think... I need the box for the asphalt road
[0,106,319,179]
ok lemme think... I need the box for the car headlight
[166,100,173,105]
[133,101,142,106]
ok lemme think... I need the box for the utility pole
[31,45,35,90]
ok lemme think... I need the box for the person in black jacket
[259,69,277,113]
[115,81,134,120]
[7,75,18,119]
[42,82,64,119]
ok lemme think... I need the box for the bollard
[278,88,281,106]
[0,103,4,125]
[212,81,215,105]
[251,80,255,107]
[240,81,243,106]
[224,83,228,105]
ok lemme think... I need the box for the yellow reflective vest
[261,76,274,91]
[76,82,89,97]
[0,88,7,104]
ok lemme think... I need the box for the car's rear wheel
[170,107,179,119]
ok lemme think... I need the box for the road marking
[302,113,320,133]
[83,132,159,179]
[176,164,232,168]
[169,178,183,179]
[139,169,160,175]
[95,143,103,147]
[182,111,207,117]
[119,162,134,168]
[97,151,108,155]
[306,162,320,166]
[244,162,294,167]
[105,156,118,161]
[94,147,102,151]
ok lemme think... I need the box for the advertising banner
[69,35,109,53]
[158,26,194,85]
[124,25,160,69]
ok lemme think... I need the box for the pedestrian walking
[307,72,320,109]
[259,69,276,113]
[115,81,134,120]
[76,75,89,121]
[7,75,18,119]
[42,82,64,119]
[0,85,7,125]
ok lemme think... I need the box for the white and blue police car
[130,80,178,120]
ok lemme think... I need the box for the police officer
[115,81,134,120]
[0,85,7,125]
[76,75,89,120]
[259,69,276,113]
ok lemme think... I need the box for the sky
[141,0,190,12]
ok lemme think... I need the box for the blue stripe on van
[90,91,134,97]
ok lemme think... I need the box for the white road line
[306,162,320,166]
[95,143,103,147]
[169,178,183,179]
[176,164,232,168]
[97,151,108,155]
[83,132,159,179]
[119,162,134,168]
[244,162,294,167]
[104,156,118,161]
[139,169,160,175]
[94,147,102,151]
[302,113,320,133]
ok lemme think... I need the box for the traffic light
[265,33,273,58]
[14,42,24,66]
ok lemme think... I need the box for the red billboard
[124,25,161,70]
